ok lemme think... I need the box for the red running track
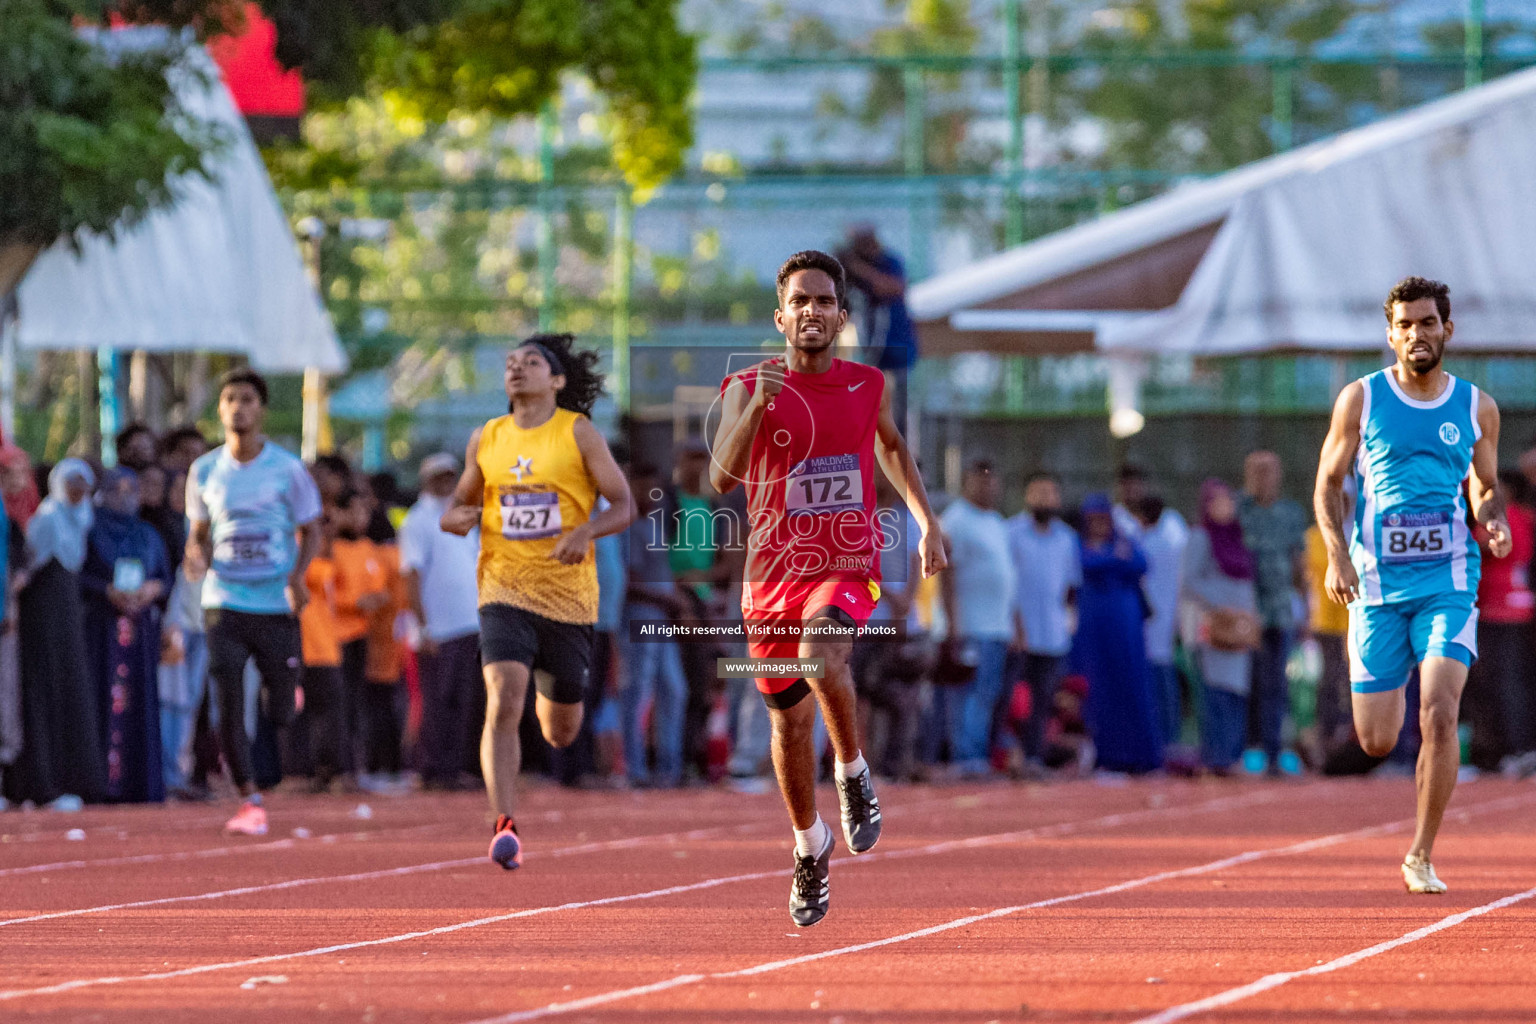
[3,776,1536,1022]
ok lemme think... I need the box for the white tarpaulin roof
[15,28,346,373]
[911,64,1536,357]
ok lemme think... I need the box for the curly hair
[513,333,605,417]
[1384,276,1451,324]
[776,250,847,310]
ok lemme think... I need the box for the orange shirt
[332,537,386,644]
[300,557,341,668]
[365,543,406,683]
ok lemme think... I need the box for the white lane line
[461,790,1536,1023]
[0,785,1266,923]
[1129,883,1536,1023]
[0,783,961,876]
[0,786,1283,1001]
[0,821,453,879]
[0,821,768,928]
[0,869,787,1002]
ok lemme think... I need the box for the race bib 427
[500,490,562,540]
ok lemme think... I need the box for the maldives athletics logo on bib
[1439,422,1461,445]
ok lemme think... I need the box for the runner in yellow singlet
[441,334,634,870]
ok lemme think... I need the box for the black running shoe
[789,827,834,927]
[836,767,882,854]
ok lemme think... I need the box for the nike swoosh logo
[847,382,864,392]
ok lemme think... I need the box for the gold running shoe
[1402,854,1447,894]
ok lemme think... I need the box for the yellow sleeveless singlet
[476,407,599,624]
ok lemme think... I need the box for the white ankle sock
[835,753,868,780]
[793,815,830,858]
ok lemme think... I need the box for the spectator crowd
[5,416,1536,812]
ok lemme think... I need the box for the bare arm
[441,427,485,536]
[403,567,428,626]
[292,519,321,579]
[708,361,783,494]
[285,519,322,614]
[1471,391,1511,557]
[873,377,948,578]
[1312,381,1363,605]
[548,417,636,565]
[938,530,957,641]
[185,519,212,580]
[402,566,439,653]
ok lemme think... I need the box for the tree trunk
[0,241,41,305]
[74,349,99,458]
[0,242,42,447]
[185,351,210,427]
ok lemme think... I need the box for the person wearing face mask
[1005,472,1081,777]
[82,468,172,803]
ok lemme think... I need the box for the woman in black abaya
[4,459,105,808]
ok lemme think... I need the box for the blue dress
[1073,537,1163,773]
[82,509,171,803]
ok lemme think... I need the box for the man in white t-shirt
[400,452,482,790]
[186,368,322,836]
[940,459,1022,777]
[1133,494,1189,749]
[1007,472,1081,774]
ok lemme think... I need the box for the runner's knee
[769,695,815,740]
[538,692,583,748]
[1359,727,1398,758]
[483,664,527,725]
[1419,698,1459,745]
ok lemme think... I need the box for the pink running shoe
[225,800,268,836]
[489,814,522,870]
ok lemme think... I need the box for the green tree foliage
[110,1,696,192]
[356,1,695,193]
[1068,0,1365,174]
[0,0,221,258]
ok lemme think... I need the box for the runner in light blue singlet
[1347,370,1482,693]
[1315,275,1510,895]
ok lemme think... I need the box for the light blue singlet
[1350,369,1481,606]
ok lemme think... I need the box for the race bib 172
[1381,511,1452,562]
[786,454,864,516]
[500,490,562,540]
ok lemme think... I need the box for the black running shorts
[478,603,593,705]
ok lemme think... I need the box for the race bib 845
[1381,511,1452,562]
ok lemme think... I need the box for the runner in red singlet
[710,250,946,926]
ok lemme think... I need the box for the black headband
[521,341,565,378]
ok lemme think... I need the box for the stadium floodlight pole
[1003,0,1023,248]
[611,188,633,415]
[903,64,928,280]
[1465,0,1485,88]
[537,100,558,332]
[296,215,327,462]
[1272,57,1294,152]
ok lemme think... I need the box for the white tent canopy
[911,64,1536,357]
[14,28,345,374]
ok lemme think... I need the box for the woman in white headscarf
[3,459,106,808]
